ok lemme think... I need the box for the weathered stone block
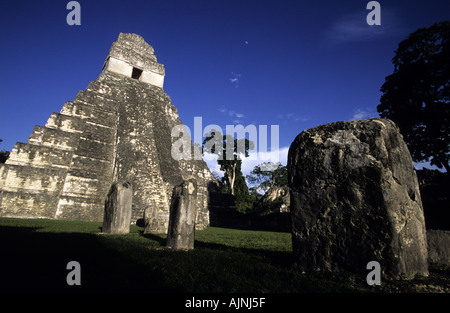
[166,179,197,250]
[27,126,80,151]
[260,186,290,213]
[45,113,83,134]
[6,142,74,169]
[288,118,429,279]
[143,205,165,234]
[102,181,133,234]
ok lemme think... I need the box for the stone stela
[288,119,429,279]
[102,180,133,234]
[166,179,198,250]
[0,33,216,234]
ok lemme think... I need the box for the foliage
[203,129,257,213]
[377,21,450,172]
[0,138,10,163]
[243,162,289,215]
[246,162,288,193]
[231,162,255,213]
[203,129,253,196]
[253,198,285,216]
[416,168,450,230]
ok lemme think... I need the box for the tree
[377,21,450,172]
[203,130,253,196]
[0,139,10,163]
[203,129,256,213]
[246,162,288,194]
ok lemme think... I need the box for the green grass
[1,217,446,293]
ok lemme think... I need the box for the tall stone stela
[166,179,198,250]
[288,119,429,279]
[0,33,215,233]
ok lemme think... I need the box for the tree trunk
[230,163,236,195]
[225,168,234,195]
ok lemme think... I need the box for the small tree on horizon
[0,138,10,163]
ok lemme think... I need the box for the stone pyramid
[0,33,215,233]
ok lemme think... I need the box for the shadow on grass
[0,225,167,293]
[2,224,293,293]
[141,232,166,246]
[139,230,293,268]
[193,239,293,268]
[0,223,378,293]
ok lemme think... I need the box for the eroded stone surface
[166,179,197,250]
[288,118,429,279]
[102,181,133,234]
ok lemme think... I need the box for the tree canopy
[377,21,450,172]
[203,129,253,196]
[246,162,287,194]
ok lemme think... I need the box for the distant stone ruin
[260,186,290,213]
[288,119,429,279]
[0,33,215,233]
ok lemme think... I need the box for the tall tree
[203,130,255,213]
[203,130,253,196]
[377,21,450,172]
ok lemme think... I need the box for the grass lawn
[0,217,447,293]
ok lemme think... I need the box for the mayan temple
[0,33,215,233]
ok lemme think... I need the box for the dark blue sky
[0,0,449,175]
